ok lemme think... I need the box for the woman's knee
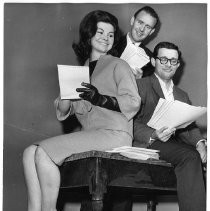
[34,146,51,166]
[22,145,37,166]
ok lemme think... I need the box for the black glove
[76,82,120,112]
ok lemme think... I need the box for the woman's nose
[103,34,108,40]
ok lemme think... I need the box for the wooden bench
[58,150,177,211]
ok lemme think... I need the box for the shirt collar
[154,73,174,93]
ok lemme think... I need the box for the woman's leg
[35,146,60,211]
[23,145,41,211]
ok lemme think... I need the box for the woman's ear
[151,57,156,67]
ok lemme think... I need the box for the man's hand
[151,127,176,142]
[132,67,143,79]
[196,141,207,163]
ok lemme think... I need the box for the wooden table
[59,150,177,211]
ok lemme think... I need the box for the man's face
[151,48,180,81]
[130,10,157,43]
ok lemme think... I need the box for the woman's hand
[76,82,100,104]
[76,82,120,112]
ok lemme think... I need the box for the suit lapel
[150,74,165,99]
[150,75,185,103]
[118,36,127,56]
[173,86,185,102]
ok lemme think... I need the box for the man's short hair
[134,6,159,28]
[153,41,182,59]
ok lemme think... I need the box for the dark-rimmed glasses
[156,57,180,66]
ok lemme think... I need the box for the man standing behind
[134,41,206,211]
[114,6,159,78]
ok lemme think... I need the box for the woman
[23,10,140,211]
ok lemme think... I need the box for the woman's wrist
[58,99,71,114]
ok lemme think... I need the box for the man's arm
[133,116,155,147]
[134,116,175,147]
[175,88,207,162]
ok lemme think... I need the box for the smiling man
[133,41,206,211]
[114,6,159,78]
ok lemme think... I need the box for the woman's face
[91,21,115,56]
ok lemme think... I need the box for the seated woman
[22,10,141,211]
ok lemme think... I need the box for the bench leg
[81,199,103,211]
[147,198,157,211]
[81,158,107,211]
[91,199,103,211]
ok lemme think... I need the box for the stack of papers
[120,43,150,69]
[106,146,159,160]
[57,65,90,99]
[147,98,207,130]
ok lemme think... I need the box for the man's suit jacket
[133,74,204,148]
[114,35,154,77]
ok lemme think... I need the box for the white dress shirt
[154,73,174,101]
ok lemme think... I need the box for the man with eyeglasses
[133,41,206,211]
[114,6,159,79]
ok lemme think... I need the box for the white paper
[106,146,159,153]
[57,65,90,99]
[106,146,159,160]
[120,152,157,160]
[147,98,207,130]
[120,43,150,69]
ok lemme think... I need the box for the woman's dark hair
[153,41,182,59]
[72,10,120,65]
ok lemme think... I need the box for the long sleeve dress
[38,55,141,165]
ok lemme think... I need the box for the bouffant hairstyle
[72,10,121,65]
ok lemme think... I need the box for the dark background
[4,3,207,211]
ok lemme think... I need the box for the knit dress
[38,55,141,165]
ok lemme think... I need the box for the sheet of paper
[119,151,158,160]
[149,99,173,125]
[106,146,160,160]
[147,99,207,130]
[120,44,150,69]
[57,65,90,99]
[106,146,159,153]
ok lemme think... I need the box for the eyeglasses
[156,57,180,66]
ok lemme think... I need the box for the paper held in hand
[120,43,150,69]
[57,65,90,99]
[147,98,207,130]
